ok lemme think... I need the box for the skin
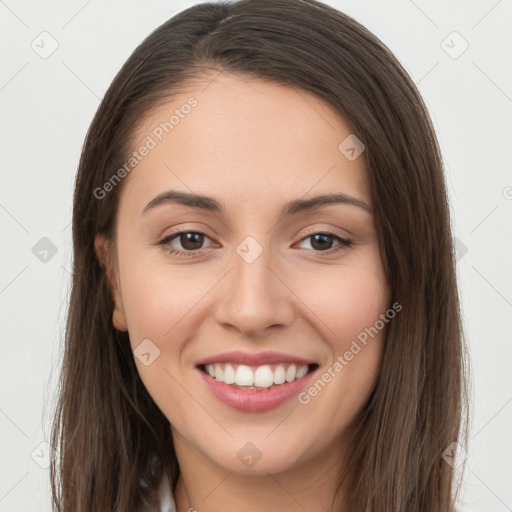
[95,72,391,512]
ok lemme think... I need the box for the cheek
[292,263,389,413]
[298,262,389,350]
[119,254,207,342]
[119,262,201,423]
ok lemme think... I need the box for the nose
[214,241,294,337]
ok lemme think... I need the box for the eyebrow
[142,189,372,216]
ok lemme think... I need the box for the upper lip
[195,350,316,367]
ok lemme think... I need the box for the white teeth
[223,363,235,384]
[214,364,223,381]
[296,365,308,379]
[204,362,311,387]
[273,365,286,385]
[285,364,297,382]
[254,365,274,388]
[235,365,254,386]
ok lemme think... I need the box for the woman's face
[96,72,391,476]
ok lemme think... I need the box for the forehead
[121,72,369,215]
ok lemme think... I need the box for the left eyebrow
[142,189,372,216]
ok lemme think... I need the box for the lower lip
[197,366,318,412]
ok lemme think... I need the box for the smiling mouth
[198,362,319,390]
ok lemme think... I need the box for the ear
[94,233,128,332]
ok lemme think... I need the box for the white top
[157,475,176,512]
[157,476,466,512]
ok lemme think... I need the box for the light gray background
[1,1,511,511]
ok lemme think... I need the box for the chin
[203,436,311,475]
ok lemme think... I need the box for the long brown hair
[49,0,470,510]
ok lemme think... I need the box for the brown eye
[159,231,214,257]
[297,232,352,252]
[175,232,205,250]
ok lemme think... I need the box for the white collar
[157,474,176,512]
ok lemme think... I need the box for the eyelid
[298,225,351,241]
[158,223,215,241]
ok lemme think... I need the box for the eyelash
[158,229,353,258]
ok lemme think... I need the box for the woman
[50,0,470,510]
